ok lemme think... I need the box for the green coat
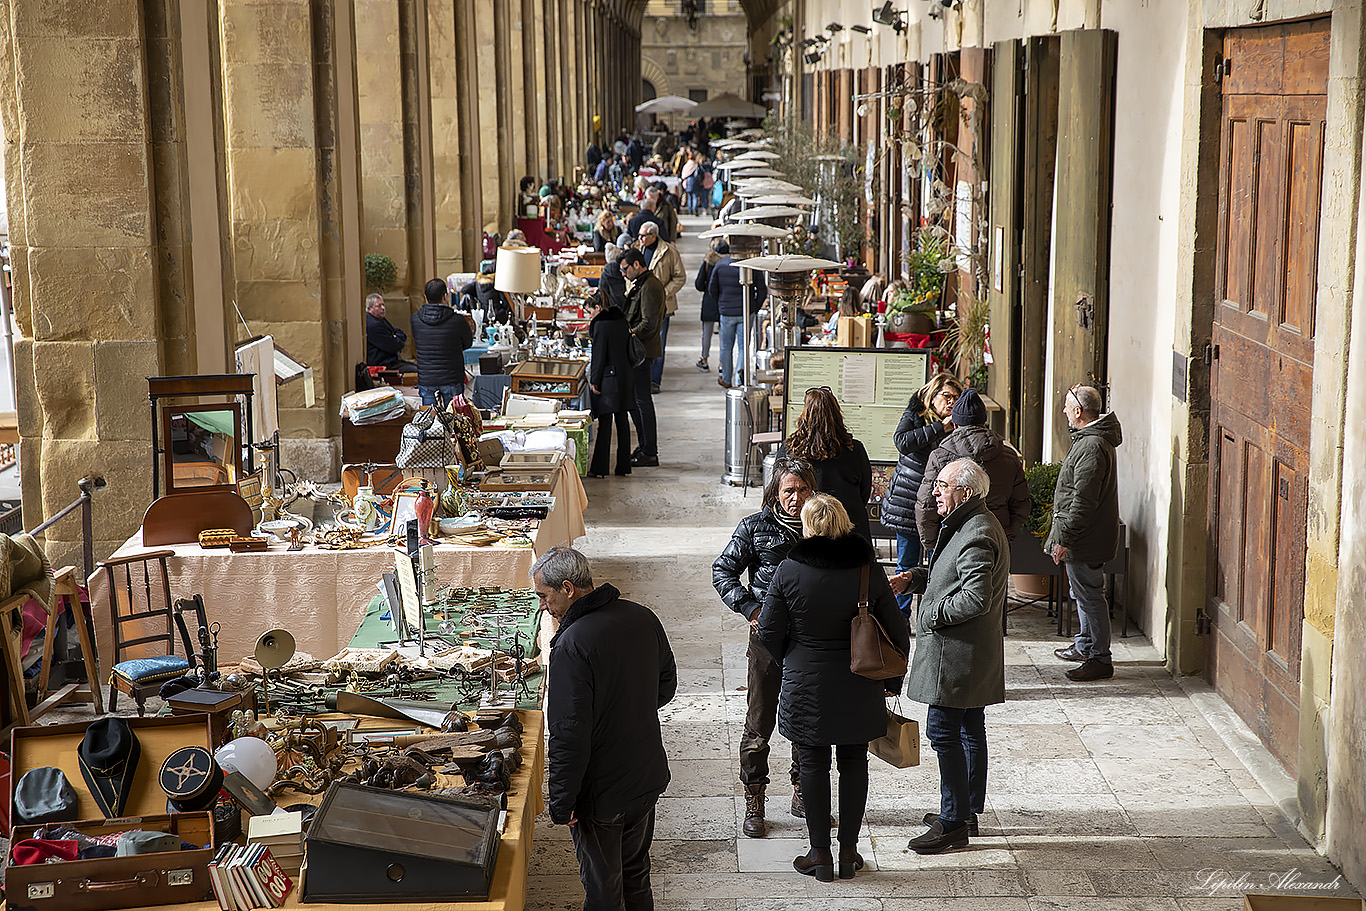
[624,271,666,359]
[904,496,1007,709]
[1044,411,1123,565]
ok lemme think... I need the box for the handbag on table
[850,564,908,680]
[395,406,455,469]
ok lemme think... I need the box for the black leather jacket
[712,508,801,621]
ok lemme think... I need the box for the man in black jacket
[365,294,416,371]
[537,546,676,911]
[621,250,665,467]
[410,278,473,409]
[712,458,820,838]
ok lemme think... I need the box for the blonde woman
[881,371,962,613]
[757,494,908,881]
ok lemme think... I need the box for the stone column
[430,0,481,273]
[218,0,361,470]
[0,0,174,565]
[527,0,551,182]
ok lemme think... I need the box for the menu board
[783,347,932,463]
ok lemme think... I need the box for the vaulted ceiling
[607,0,787,34]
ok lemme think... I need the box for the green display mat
[350,590,545,711]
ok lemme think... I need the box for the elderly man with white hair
[890,457,1008,856]
[635,220,685,395]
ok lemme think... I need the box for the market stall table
[88,462,587,676]
[153,710,547,911]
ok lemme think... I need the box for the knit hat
[950,388,987,426]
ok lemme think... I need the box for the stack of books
[208,843,293,910]
[247,812,305,878]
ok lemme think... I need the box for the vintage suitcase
[7,715,217,910]
[302,782,500,902]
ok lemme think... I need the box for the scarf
[772,507,803,538]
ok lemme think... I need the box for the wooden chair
[99,550,190,715]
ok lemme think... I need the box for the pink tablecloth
[88,462,587,678]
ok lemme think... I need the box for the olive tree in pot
[364,253,399,296]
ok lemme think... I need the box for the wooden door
[1207,18,1328,775]
[1050,28,1117,454]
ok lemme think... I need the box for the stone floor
[524,214,1359,910]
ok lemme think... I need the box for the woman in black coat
[598,244,629,311]
[779,387,873,541]
[586,296,635,477]
[758,494,909,882]
[881,372,961,613]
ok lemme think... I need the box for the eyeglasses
[934,390,960,402]
[1063,383,1082,410]
[806,385,832,395]
[932,479,966,492]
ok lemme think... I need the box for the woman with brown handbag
[756,494,909,882]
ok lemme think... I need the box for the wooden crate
[509,358,587,401]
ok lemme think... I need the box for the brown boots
[743,785,766,838]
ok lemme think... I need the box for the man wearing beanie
[914,388,1030,555]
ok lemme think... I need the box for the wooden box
[481,470,557,492]
[836,315,875,348]
[7,715,217,910]
[509,358,587,401]
[341,412,408,463]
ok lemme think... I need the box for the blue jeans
[650,314,671,386]
[1066,561,1112,661]
[418,384,461,409]
[925,705,987,825]
[894,529,922,616]
[719,314,745,385]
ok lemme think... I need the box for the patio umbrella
[697,223,790,239]
[734,179,804,192]
[748,194,818,206]
[635,94,698,114]
[715,159,769,171]
[690,92,768,119]
[737,167,786,177]
[733,150,781,160]
[730,205,809,220]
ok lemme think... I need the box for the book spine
[242,843,271,908]
[208,842,235,911]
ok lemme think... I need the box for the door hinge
[1213,56,1231,83]
[1195,607,1212,636]
[1202,343,1219,365]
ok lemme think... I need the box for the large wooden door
[1051,29,1117,452]
[1207,18,1328,775]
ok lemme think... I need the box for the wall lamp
[803,51,823,65]
[826,22,844,32]
[850,24,872,34]
[872,1,907,33]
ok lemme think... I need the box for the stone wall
[640,0,748,119]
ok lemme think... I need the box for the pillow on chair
[111,655,190,687]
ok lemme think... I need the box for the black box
[302,782,500,903]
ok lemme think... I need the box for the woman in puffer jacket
[880,372,962,614]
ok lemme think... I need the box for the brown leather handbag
[850,564,908,680]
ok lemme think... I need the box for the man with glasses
[891,458,1008,854]
[1048,384,1124,682]
[713,458,822,838]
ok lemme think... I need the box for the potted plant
[891,229,952,334]
[364,253,399,295]
[1014,461,1062,598]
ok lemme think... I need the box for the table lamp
[495,245,543,321]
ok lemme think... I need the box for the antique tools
[172,595,221,688]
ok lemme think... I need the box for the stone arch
[641,55,671,97]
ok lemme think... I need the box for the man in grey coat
[1047,385,1123,682]
[891,458,1007,855]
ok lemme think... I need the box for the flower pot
[1012,573,1053,600]
[888,311,935,335]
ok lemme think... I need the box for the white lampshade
[495,246,543,293]
[215,736,278,790]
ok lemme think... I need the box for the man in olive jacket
[621,249,665,466]
[893,458,1007,856]
[1046,385,1123,682]
[537,546,676,911]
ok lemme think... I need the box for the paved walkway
[525,214,1357,910]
